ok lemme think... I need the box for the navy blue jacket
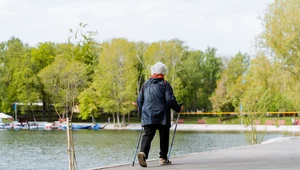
[137,78,181,127]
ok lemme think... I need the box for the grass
[174,115,295,125]
[114,114,296,125]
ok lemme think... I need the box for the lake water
[0,129,297,170]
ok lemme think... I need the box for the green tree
[0,37,27,113]
[10,51,41,115]
[178,50,205,111]
[211,52,250,112]
[69,24,100,82]
[38,57,88,119]
[135,41,148,91]
[78,87,100,120]
[199,47,222,111]
[262,0,300,72]
[134,41,149,118]
[94,38,138,126]
[30,42,57,118]
[144,39,186,120]
[240,55,273,145]
[50,23,100,121]
[260,0,300,112]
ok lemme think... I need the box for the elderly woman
[137,61,184,167]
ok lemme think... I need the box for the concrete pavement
[89,138,300,170]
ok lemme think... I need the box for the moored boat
[44,123,54,130]
[61,124,93,130]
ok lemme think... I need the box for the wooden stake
[67,118,71,170]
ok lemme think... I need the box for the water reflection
[0,130,297,170]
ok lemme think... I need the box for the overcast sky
[0,0,273,57]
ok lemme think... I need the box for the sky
[0,0,273,57]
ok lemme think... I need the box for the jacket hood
[150,78,163,84]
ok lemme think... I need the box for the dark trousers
[140,124,170,160]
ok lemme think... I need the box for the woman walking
[137,61,184,167]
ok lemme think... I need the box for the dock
[89,138,300,170]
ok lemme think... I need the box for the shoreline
[103,123,300,132]
[3,121,299,132]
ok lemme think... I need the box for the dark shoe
[138,152,147,167]
[159,158,172,165]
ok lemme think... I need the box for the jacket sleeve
[137,85,144,112]
[165,82,181,112]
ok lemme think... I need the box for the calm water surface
[0,129,297,170]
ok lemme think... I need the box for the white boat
[11,121,23,130]
[0,123,5,129]
[26,121,46,129]
[44,123,54,130]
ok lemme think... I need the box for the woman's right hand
[180,105,184,112]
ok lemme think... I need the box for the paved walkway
[89,138,300,170]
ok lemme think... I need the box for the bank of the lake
[103,123,300,133]
[0,125,299,170]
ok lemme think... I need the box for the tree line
[0,0,299,126]
[0,24,224,125]
[212,0,300,114]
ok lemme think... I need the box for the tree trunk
[113,113,116,124]
[66,118,78,170]
[122,114,126,127]
[91,115,96,124]
[116,112,121,127]
[42,90,47,120]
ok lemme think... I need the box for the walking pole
[168,103,183,160]
[132,126,143,166]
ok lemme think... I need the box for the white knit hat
[151,62,168,75]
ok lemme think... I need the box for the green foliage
[69,24,100,82]
[240,55,271,112]
[0,36,225,120]
[135,41,148,95]
[199,48,222,111]
[38,57,88,118]
[30,42,56,73]
[0,37,28,113]
[94,38,138,119]
[178,50,204,111]
[78,88,99,120]
[4,4,300,124]
[262,0,300,72]
[210,51,247,112]
[260,0,300,112]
